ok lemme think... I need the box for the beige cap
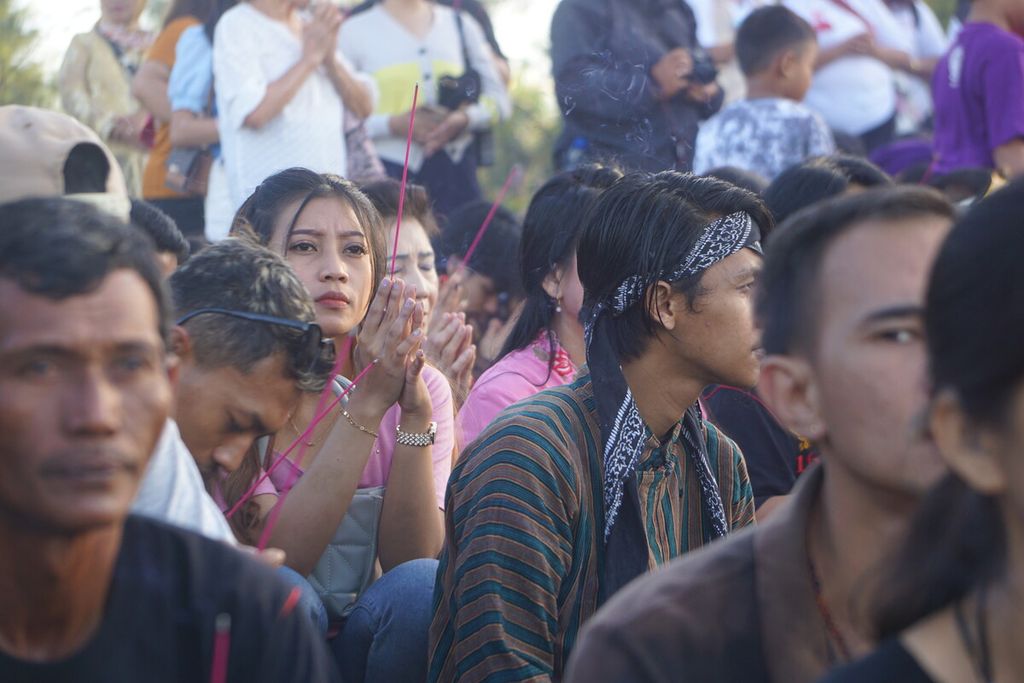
[0,105,130,220]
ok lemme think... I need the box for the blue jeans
[332,558,439,683]
[277,565,329,636]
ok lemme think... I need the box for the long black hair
[872,178,1024,638]
[498,164,623,376]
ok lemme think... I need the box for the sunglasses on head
[175,307,336,375]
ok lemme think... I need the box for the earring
[555,297,563,314]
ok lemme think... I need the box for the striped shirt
[428,373,756,682]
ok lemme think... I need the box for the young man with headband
[428,171,767,681]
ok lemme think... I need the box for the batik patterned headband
[607,211,759,316]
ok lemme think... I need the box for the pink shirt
[458,334,577,447]
[267,365,455,509]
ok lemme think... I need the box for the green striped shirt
[428,374,756,682]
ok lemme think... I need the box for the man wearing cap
[428,172,766,682]
[0,105,131,220]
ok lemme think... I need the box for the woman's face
[271,196,375,339]
[387,218,439,319]
[100,0,144,25]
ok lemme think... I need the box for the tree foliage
[479,75,559,215]
[0,0,56,107]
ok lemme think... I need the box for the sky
[20,0,559,85]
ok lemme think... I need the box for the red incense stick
[225,358,377,519]
[460,165,523,269]
[209,613,231,683]
[391,83,420,278]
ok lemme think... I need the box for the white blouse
[784,0,911,135]
[213,3,375,209]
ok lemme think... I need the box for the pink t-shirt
[457,334,577,447]
[267,365,455,509]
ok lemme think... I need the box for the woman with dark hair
[359,178,477,400]
[764,154,892,225]
[820,179,1024,681]
[457,164,622,445]
[133,0,214,240]
[227,168,453,683]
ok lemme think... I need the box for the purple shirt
[932,22,1024,174]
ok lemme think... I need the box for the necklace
[807,550,853,664]
[954,585,994,683]
[289,409,341,449]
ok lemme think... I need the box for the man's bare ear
[170,325,193,361]
[931,389,1007,496]
[646,280,682,331]
[758,354,826,441]
[777,47,800,79]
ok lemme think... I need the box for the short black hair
[577,171,773,362]
[0,197,170,342]
[736,5,816,76]
[763,155,892,225]
[170,237,328,391]
[130,199,190,265]
[704,166,769,195]
[757,186,954,357]
[441,200,523,296]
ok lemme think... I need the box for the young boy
[694,6,835,181]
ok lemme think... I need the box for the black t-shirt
[702,386,819,507]
[0,516,339,683]
[819,639,935,682]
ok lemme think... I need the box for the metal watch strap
[395,421,437,447]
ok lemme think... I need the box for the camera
[690,48,718,85]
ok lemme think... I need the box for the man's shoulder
[469,380,593,450]
[577,528,765,677]
[452,382,595,489]
[121,515,286,605]
[602,524,759,623]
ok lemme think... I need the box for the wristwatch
[395,421,437,447]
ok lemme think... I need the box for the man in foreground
[429,172,767,681]
[0,198,336,681]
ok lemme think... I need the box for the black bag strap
[451,0,473,74]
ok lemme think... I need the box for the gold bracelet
[342,409,379,438]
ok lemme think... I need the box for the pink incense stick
[460,165,523,270]
[255,357,378,550]
[390,83,420,278]
[209,613,231,683]
[225,357,377,519]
